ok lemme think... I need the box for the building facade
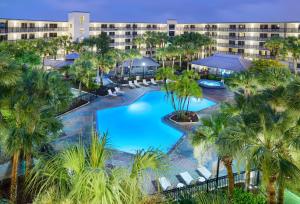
[1,11,300,61]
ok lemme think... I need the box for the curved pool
[96,91,216,154]
[198,79,225,89]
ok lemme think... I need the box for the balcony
[217,43,267,50]
[90,26,165,31]
[1,27,69,33]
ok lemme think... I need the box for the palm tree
[192,111,236,199]
[133,36,145,51]
[27,131,165,204]
[0,52,21,88]
[143,31,157,57]
[156,48,168,68]
[284,37,300,75]
[264,37,285,60]
[70,52,97,93]
[125,49,142,77]
[35,38,56,70]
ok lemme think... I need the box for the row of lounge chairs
[158,165,212,191]
[128,78,157,88]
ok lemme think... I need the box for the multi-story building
[1,11,300,63]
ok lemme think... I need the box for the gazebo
[191,53,252,76]
[120,57,160,77]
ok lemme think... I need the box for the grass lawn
[285,190,300,204]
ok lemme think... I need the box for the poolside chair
[142,79,149,86]
[115,87,125,95]
[176,183,185,188]
[108,89,117,97]
[158,177,172,191]
[198,176,206,183]
[196,165,212,180]
[128,81,136,88]
[134,80,142,88]
[179,171,194,185]
[150,78,157,85]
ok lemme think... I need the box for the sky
[0,0,299,23]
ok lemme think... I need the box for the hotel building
[1,11,300,64]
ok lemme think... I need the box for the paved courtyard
[53,85,236,194]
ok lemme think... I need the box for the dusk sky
[0,0,299,23]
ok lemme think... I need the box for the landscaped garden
[0,32,300,204]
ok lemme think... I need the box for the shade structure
[120,57,160,77]
[65,52,80,61]
[121,56,160,67]
[191,53,252,73]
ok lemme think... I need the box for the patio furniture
[176,183,185,188]
[158,177,172,191]
[198,176,206,182]
[134,80,142,88]
[197,166,212,179]
[108,89,117,97]
[142,79,149,86]
[128,81,136,88]
[115,87,125,95]
[179,171,194,185]
[150,78,157,85]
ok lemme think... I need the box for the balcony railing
[217,43,267,50]
[89,26,166,31]
[180,27,300,33]
[0,27,69,33]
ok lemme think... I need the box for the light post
[142,62,146,78]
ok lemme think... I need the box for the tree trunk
[25,153,32,178]
[222,157,234,199]
[10,150,20,204]
[267,175,277,204]
[277,181,285,204]
[179,55,182,68]
[293,59,297,75]
[79,81,82,96]
[172,58,175,70]
[42,56,45,70]
[245,160,251,191]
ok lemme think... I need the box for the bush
[232,188,266,204]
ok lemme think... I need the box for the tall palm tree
[264,37,285,60]
[284,37,300,75]
[125,49,142,77]
[133,36,145,51]
[27,132,165,204]
[192,111,236,199]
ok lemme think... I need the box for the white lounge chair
[115,87,125,95]
[108,89,117,97]
[158,177,171,191]
[177,183,185,188]
[150,78,157,85]
[128,81,135,88]
[134,80,142,88]
[179,171,194,185]
[142,79,149,86]
[198,176,206,182]
[197,166,212,180]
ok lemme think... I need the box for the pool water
[198,79,225,89]
[96,91,216,154]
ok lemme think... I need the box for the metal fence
[161,170,260,201]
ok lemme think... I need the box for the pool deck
[53,86,234,194]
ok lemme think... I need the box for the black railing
[161,170,259,201]
[0,27,69,33]
[76,92,98,103]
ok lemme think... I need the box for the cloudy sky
[0,0,299,22]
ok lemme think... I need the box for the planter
[169,111,199,126]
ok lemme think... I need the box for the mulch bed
[170,111,199,122]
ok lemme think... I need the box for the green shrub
[232,188,266,204]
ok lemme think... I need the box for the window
[109,32,115,36]
[146,25,151,29]
[260,24,268,29]
[21,34,27,39]
[238,24,246,29]
[297,63,300,68]
[259,42,265,47]
[271,34,280,38]
[29,23,35,28]
[49,33,57,38]
[229,40,235,45]
[229,25,236,29]
[238,32,245,37]
[152,25,157,29]
[190,25,195,29]
[260,33,268,38]
[125,46,131,50]
[29,34,35,39]
[0,35,8,41]
[238,49,244,54]
[229,33,236,37]
[259,50,267,56]
[169,31,175,36]
[132,45,137,49]
[101,24,107,28]
[133,24,138,29]
[109,24,115,29]
[205,25,210,29]
[271,24,280,29]
[21,23,27,28]
[211,25,218,29]
[49,24,58,29]
[238,41,245,45]
[110,39,115,43]
[125,39,131,43]
[80,16,85,25]
[80,28,84,35]
[132,32,137,36]
[44,24,48,28]
[125,31,131,36]
[101,32,107,35]
[43,33,48,38]
[169,24,175,30]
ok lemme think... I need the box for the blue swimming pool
[96,91,216,154]
[198,79,225,89]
